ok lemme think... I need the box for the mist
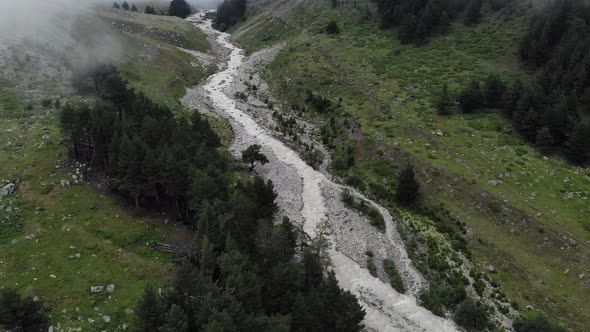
[0,0,126,85]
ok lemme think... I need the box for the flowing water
[186,12,459,332]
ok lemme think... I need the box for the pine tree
[160,305,188,332]
[322,271,366,331]
[0,289,49,332]
[439,11,450,35]
[464,0,482,26]
[535,126,554,147]
[567,122,590,165]
[131,4,138,12]
[169,0,191,19]
[122,1,130,10]
[145,5,156,14]
[136,286,164,332]
[436,83,454,115]
[113,2,120,9]
[483,74,506,108]
[459,79,483,113]
[399,14,417,44]
[396,164,420,206]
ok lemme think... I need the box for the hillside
[230,0,590,330]
[0,7,215,330]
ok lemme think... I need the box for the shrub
[326,21,340,34]
[513,315,567,332]
[367,257,377,277]
[383,259,406,293]
[454,299,489,331]
[0,289,49,332]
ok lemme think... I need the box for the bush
[383,259,406,293]
[367,257,377,277]
[459,80,484,113]
[513,315,567,332]
[454,299,488,331]
[326,21,340,34]
[0,289,49,332]
[345,173,364,188]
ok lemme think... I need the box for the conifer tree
[136,286,164,332]
[169,0,191,19]
[535,126,554,147]
[113,2,120,9]
[0,289,49,332]
[437,83,454,115]
[131,4,138,12]
[439,11,450,35]
[567,122,590,165]
[396,164,420,206]
[122,1,130,10]
[459,79,483,113]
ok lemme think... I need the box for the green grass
[0,90,176,330]
[238,3,590,330]
[119,36,214,115]
[0,9,217,330]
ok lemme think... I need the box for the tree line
[373,0,514,45]
[213,0,247,32]
[112,0,191,18]
[441,0,590,166]
[59,65,365,331]
[113,1,138,12]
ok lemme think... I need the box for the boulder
[103,315,111,323]
[0,183,15,197]
[106,284,116,293]
[90,286,104,293]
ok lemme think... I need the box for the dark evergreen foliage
[131,4,138,12]
[61,66,365,331]
[458,79,483,113]
[145,5,156,15]
[113,2,120,9]
[454,299,489,331]
[61,65,223,217]
[169,0,191,19]
[437,83,454,115]
[395,164,420,206]
[513,314,567,332]
[0,289,49,332]
[213,0,247,32]
[241,144,269,171]
[326,20,340,35]
[453,0,590,165]
[373,0,513,44]
[122,1,130,10]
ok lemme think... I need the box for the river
[184,11,459,332]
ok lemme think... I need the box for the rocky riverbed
[182,11,459,332]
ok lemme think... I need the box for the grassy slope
[236,3,590,330]
[102,9,215,115]
[0,9,212,330]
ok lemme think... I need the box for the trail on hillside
[183,12,459,332]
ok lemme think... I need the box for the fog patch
[0,0,124,83]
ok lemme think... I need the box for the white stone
[103,315,111,323]
[106,284,116,293]
[90,286,104,293]
[0,183,15,197]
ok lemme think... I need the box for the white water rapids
[186,12,459,332]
